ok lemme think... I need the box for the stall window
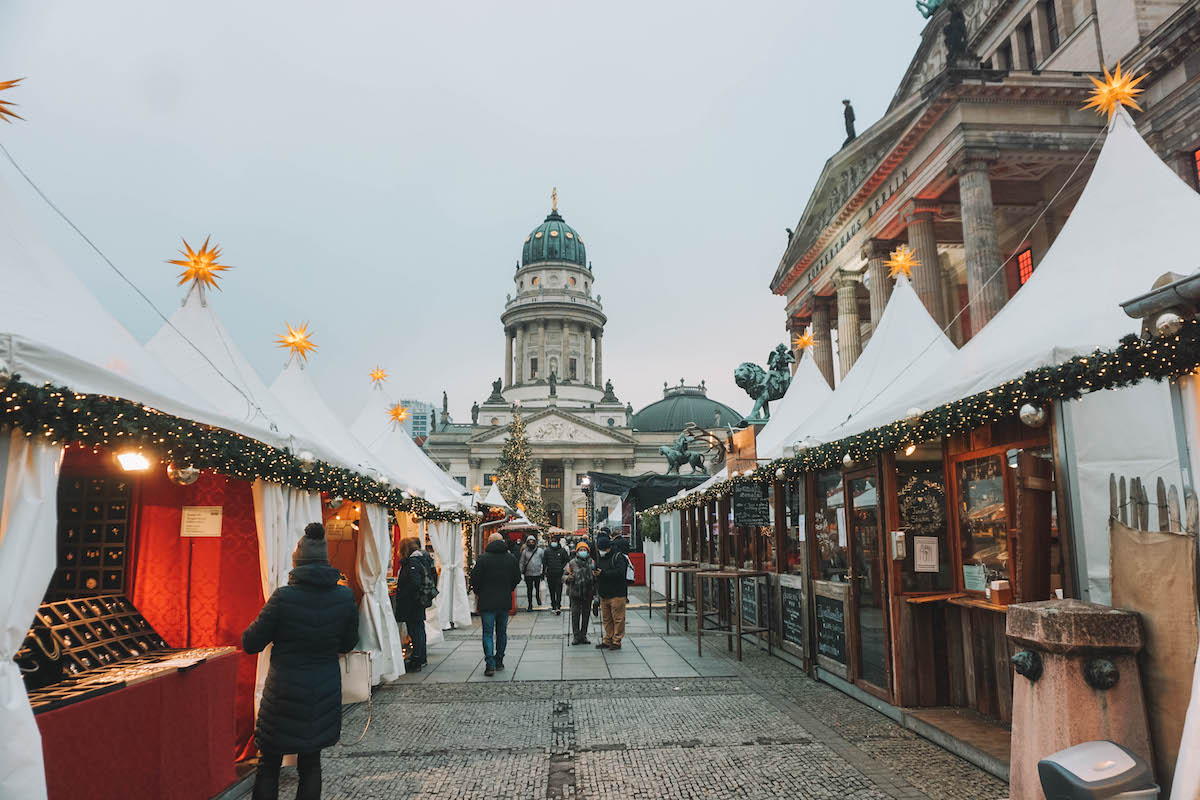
[813,470,848,581]
[783,480,806,575]
[896,443,952,592]
[956,454,1010,590]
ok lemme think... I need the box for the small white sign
[326,518,354,541]
[913,535,939,573]
[181,506,223,538]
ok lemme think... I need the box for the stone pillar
[532,458,543,494]
[594,331,603,387]
[468,457,482,491]
[560,322,570,380]
[538,320,547,381]
[583,329,593,386]
[514,324,524,384]
[861,239,893,331]
[941,261,964,346]
[834,271,862,379]
[811,299,835,389]
[504,328,513,388]
[904,204,947,326]
[954,152,1007,336]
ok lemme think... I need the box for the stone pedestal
[1007,600,1152,800]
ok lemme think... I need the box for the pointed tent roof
[269,359,391,481]
[840,109,1200,439]
[480,481,514,512]
[754,352,835,459]
[145,291,336,464]
[782,275,957,448]
[0,172,284,443]
[350,385,470,510]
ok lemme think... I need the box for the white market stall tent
[753,352,835,460]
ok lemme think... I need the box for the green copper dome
[632,383,743,433]
[522,210,588,268]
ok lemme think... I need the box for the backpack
[415,551,439,609]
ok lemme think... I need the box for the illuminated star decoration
[1083,62,1146,119]
[369,366,388,384]
[0,78,24,123]
[387,403,411,425]
[884,244,920,279]
[169,237,232,290]
[792,329,815,352]
[275,322,318,362]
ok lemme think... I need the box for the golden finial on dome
[552,187,558,212]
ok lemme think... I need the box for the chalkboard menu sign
[740,577,758,626]
[733,484,771,527]
[815,594,847,665]
[780,581,804,648]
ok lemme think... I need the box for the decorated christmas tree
[495,409,548,527]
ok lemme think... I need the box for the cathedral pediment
[468,409,635,445]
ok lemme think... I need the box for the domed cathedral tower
[501,189,608,405]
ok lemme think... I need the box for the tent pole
[1053,399,1089,602]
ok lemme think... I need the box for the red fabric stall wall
[130,467,263,759]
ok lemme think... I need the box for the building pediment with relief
[468,409,635,446]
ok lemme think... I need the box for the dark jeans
[254,751,320,800]
[480,609,509,669]
[547,574,563,610]
[404,611,426,663]
[570,595,592,641]
[524,575,542,608]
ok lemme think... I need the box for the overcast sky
[0,2,925,425]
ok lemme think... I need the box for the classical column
[954,152,1007,335]
[594,330,604,387]
[468,457,482,490]
[834,271,863,378]
[861,239,893,331]
[504,328,513,388]
[942,260,964,346]
[811,298,835,389]
[560,321,570,380]
[532,458,543,494]
[583,329,593,386]
[514,323,525,384]
[538,320,547,381]
[904,204,947,326]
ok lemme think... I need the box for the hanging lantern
[297,451,316,473]
[166,462,200,486]
[1019,403,1048,428]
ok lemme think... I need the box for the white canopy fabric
[821,109,1200,441]
[480,482,514,512]
[146,292,338,466]
[780,275,957,449]
[754,353,835,459]
[428,520,472,629]
[350,386,470,510]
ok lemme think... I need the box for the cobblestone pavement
[275,591,1007,800]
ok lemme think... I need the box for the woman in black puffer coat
[243,522,359,800]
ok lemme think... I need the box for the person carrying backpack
[593,534,633,650]
[394,537,431,672]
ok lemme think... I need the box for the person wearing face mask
[562,542,597,644]
[592,534,632,649]
[517,535,546,611]
[542,536,569,615]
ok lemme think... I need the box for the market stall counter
[696,569,771,661]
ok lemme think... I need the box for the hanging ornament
[297,450,316,472]
[1083,62,1146,118]
[904,407,923,426]
[369,366,388,384]
[387,403,411,424]
[166,462,200,486]
[169,237,231,290]
[276,322,318,362]
[885,245,920,279]
[1019,403,1048,428]
[842,454,854,467]
[792,329,815,352]
[326,496,345,511]
[0,357,11,390]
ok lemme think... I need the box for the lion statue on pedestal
[735,344,795,421]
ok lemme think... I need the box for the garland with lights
[0,377,480,524]
[647,322,1200,514]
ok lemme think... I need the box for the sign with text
[779,575,805,649]
[326,518,355,541]
[815,593,848,666]
[740,576,758,627]
[732,484,771,527]
[913,536,939,573]
[726,427,758,475]
[180,506,223,538]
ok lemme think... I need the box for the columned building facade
[772,0,1200,387]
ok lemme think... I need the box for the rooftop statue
[916,0,946,18]
[943,4,969,61]
[843,100,856,147]
[471,402,480,424]
[548,370,557,397]
[736,344,795,422]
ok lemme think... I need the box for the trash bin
[1039,741,1158,800]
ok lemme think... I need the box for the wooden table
[661,564,704,634]
[647,561,697,619]
[696,569,770,661]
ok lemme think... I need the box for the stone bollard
[1007,599,1153,800]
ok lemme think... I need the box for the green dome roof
[632,383,743,433]
[522,210,587,268]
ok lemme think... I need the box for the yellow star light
[0,78,24,123]
[169,237,232,290]
[473,485,481,493]
[1083,62,1146,119]
[369,366,388,384]
[792,329,815,352]
[885,245,920,279]
[387,403,411,424]
[275,322,318,362]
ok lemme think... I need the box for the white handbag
[340,650,372,704]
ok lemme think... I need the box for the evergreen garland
[494,409,548,527]
[647,322,1200,513]
[0,376,479,523]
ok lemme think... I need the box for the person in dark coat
[542,536,569,615]
[242,522,359,800]
[393,537,427,672]
[469,532,521,676]
[593,534,632,650]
